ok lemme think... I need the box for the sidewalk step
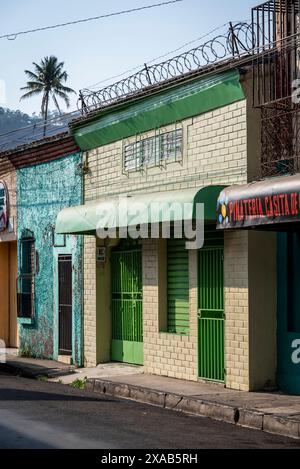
[0,359,75,379]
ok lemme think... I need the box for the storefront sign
[217,175,300,229]
[0,181,8,232]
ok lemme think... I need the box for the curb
[87,378,300,440]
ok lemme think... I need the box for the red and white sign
[0,181,8,232]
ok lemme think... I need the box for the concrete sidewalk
[2,356,300,440]
[85,373,300,440]
[54,363,300,440]
[1,353,75,379]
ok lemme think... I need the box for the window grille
[17,230,36,319]
[123,127,183,172]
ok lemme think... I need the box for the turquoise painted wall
[17,153,83,365]
[277,233,300,395]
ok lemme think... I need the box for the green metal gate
[111,247,143,365]
[198,230,224,382]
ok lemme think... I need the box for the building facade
[4,134,84,365]
[215,0,300,395]
[56,67,277,391]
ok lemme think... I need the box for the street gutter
[85,378,300,441]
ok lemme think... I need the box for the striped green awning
[55,186,225,235]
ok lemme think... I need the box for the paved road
[0,373,299,449]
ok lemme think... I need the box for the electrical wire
[82,18,251,89]
[0,0,184,40]
[0,15,254,149]
[0,21,232,143]
[86,22,229,90]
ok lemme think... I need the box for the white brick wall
[84,101,247,203]
[142,240,198,380]
[224,231,249,391]
[83,236,97,367]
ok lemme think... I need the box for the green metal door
[111,247,143,365]
[198,230,224,382]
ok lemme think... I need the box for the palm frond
[20,55,76,112]
[20,89,42,101]
[52,93,62,115]
[21,81,44,90]
[53,90,71,108]
[24,70,41,81]
[53,83,76,94]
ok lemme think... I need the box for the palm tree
[20,56,76,136]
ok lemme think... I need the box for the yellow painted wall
[0,242,18,347]
[95,239,114,363]
[249,231,277,390]
[0,243,9,344]
[9,242,18,348]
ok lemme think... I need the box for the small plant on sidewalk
[71,377,87,390]
[19,346,31,358]
[37,375,48,383]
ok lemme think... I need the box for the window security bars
[261,97,300,177]
[17,231,36,319]
[252,0,300,107]
[123,127,183,173]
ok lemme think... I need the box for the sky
[0,0,259,116]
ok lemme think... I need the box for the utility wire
[87,22,229,89]
[0,21,231,141]
[0,16,252,145]
[86,18,250,90]
[0,0,183,40]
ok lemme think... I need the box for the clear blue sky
[0,0,259,115]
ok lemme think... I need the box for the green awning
[73,70,244,150]
[56,186,225,235]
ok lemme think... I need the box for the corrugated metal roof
[0,111,80,154]
[0,132,80,175]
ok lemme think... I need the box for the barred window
[17,230,36,319]
[123,127,183,172]
[0,187,4,208]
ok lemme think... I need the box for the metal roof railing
[78,22,255,113]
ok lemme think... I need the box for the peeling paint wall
[17,153,83,365]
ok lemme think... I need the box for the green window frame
[167,238,189,335]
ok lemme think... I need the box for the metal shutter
[167,238,189,334]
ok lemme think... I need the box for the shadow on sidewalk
[0,387,117,403]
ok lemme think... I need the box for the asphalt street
[0,373,299,449]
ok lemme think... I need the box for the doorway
[0,241,18,348]
[58,255,73,356]
[198,229,224,382]
[111,245,143,365]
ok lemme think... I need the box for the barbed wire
[86,22,232,90]
[79,22,255,113]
